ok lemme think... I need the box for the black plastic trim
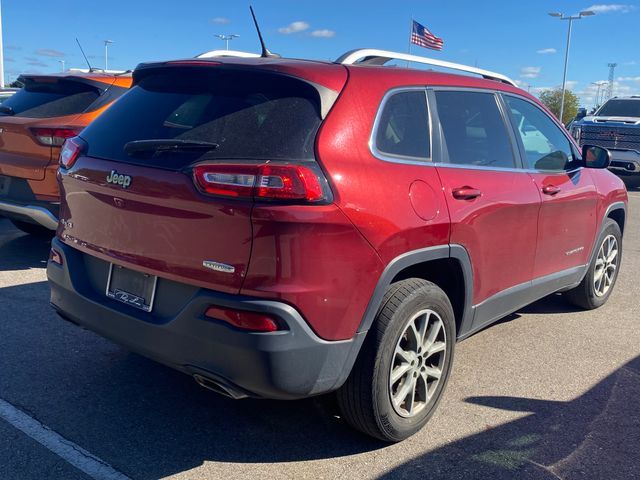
[356,244,475,339]
[47,238,365,400]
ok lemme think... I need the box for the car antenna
[75,38,94,72]
[249,6,280,58]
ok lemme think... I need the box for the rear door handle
[452,187,482,200]
[542,184,561,196]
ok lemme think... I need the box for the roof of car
[134,55,529,97]
[18,70,132,88]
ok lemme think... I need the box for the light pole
[215,34,239,50]
[591,81,607,108]
[104,40,114,70]
[59,59,65,72]
[549,10,595,123]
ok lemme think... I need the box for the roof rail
[335,49,517,87]
[196,50,261,59]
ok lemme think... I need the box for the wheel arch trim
[356,244,475,339]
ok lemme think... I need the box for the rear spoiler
[131,60,340,119]
[17,74,113,93]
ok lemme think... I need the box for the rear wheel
[565,218,622,309]
[10,219,54,237]
[337,278,455,442]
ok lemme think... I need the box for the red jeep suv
[47,49,627,441]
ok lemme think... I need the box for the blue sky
[2,1,639,107]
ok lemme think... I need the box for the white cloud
[618,76,640,82]
[623,60,637,66]
[585,4,636,13]
[520,66,541,78]
[278,21,310,34]
[310,29,335,38]
[35,48,65,58]
[211,17,230,24]
[566,80,579,89]
[537,48,557,54]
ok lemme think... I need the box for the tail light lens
[193,163,329,203]
[30,127,81,147]
[204,306,283,332]
[59,137,87,169]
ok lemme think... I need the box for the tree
[539,88,579,125]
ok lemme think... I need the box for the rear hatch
[0,75,106,180]
[59,63,343,293]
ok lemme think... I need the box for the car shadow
[0,218,51,271]
[0,279,384,480]
[379,354,640,480]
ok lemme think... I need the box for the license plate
[106,264,157,312]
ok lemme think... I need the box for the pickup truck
[571,96,640,188]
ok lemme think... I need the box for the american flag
[411,20,444,51]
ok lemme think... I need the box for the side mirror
[582,145,611,169]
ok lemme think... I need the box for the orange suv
[0,71,131,235]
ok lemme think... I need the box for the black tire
[336,278,456,442]
[565,218,622,309]
[9,219,54,237]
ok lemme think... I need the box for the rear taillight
[59,137,86,169]
[30,127,80,147]
[204,306,282,332]
[193,163,328,203]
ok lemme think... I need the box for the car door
[502,94,599,279]
[431,89,541,326]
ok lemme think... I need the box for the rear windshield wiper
[0,105,15,115]
[124,139,219,156]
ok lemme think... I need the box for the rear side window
[0,79,100,118]
[374,90,430,160]
[80,69,323,169]
[435,91,515,168]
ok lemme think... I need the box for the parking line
[0,397,131,480]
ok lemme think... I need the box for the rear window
[0,79,100,118]
[80,69,323,169]
[596,99,640,118]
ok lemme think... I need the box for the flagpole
[407,17,412,67]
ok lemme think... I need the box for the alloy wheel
[594,234,618,297]
[389,309,447,418]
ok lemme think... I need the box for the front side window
[504,95,575,171]
[374,90,430,160]
[435,91,515,168]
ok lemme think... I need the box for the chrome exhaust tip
[193,374,249,400]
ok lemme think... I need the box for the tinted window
[596,99,640,117]
[80,70,322,170]
[0,80,100,118]
[505,96,575,171]
[435,91,515,168]
[375,90,430,160]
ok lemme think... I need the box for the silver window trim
[369,87,433,165]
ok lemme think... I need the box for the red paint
[56,59,628,342]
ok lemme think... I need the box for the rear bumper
[0,200,59,229]
[47,238,365,400]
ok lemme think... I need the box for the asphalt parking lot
[0,191,638,480]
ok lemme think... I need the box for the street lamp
[215,34,239,50]
[549,10,595,123]
[591,81,607,107]
[104,40,114,71]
